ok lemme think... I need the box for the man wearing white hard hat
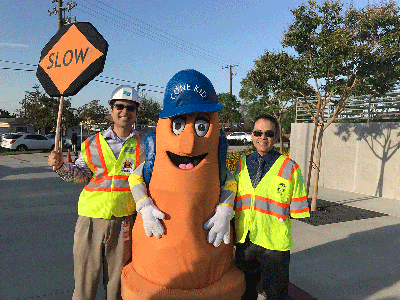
[48,85,141,300]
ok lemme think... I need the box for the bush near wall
[226,146,290,171]
[227,139,249,146]
[278,135,290,143]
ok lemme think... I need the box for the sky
[0,0,383,115]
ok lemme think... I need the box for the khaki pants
[72,215,124,300]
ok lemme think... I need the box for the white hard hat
[108,85,140,106]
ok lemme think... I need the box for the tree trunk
[306,122,318,196]
[311,124,324,211]
[278,122,283,153]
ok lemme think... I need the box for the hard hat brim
[108,99,140,106]
[159,102,222,118]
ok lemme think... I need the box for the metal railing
[296,92,400,123]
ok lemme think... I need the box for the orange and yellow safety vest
[78,132,140,219]
[234,154,309,251]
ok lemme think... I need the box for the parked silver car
[45,134,69,148]
[1,133,55,151]
[226,132,252,144]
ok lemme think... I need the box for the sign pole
[54,95,64,151]
[53,0,64,169]
[53,95,64,169]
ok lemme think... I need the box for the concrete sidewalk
[290,187,400,300]
[1,152,400,299]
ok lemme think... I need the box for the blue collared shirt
[246,149,281,187]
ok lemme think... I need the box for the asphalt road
[0,144,248,299]
[0,152,84,299]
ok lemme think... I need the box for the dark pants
[235,235,290,300]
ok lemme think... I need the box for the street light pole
[137,83,146,95]
[135,83,146,130]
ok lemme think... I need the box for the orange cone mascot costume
[121,69,245,299]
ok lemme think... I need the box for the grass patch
[0,149,45,156]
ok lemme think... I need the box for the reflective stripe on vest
[235,194,252,211]
[78,132,140,218]
[234,154,300,250]
[290,195,308,214]
[235,158,243,176]
[83,134,139,192]
[84,176,130,191]
[234,155,295,220]
[277,157,297,180]
[254,195,290,220]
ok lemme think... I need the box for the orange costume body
[121,70,245,299]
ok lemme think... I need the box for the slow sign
[36,22,108,97]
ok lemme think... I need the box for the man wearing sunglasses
[48,85,141,300]
[234,114,310,300]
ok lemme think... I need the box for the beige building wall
[290,122,400,200]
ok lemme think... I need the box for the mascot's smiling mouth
[167,151,208,170]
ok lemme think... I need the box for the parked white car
[45,134,69,148]
[226,132,252,144]
[1,133,55,151]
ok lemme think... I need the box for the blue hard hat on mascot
[159,69,222,118]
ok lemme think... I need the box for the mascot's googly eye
[195,118,210,137]
[172,117,186,135]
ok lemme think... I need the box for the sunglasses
[113,104,137,112]
[252,130,276,137]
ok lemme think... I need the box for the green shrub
[227,139,249,146]
[226,145,291,171]
[277,145,290,156]
[278,135,290,143]
[226,148,254,171]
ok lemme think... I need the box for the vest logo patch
[124,147,136,154]
[277,183,286,195]
[121,158,134,173]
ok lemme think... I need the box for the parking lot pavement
[0,152,103,299]
[3,151,399,299]
[290,187,400,300]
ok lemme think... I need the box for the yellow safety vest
[234,154,309,251]
[78,132,140,219]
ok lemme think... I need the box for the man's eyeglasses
[113,104,137,112]
[252,130,276,138]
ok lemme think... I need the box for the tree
[246,100,269,122]
[243,0,400,210]
[18,85,77,133]
[217,93,242,131]
[287,0,400,210]
[280,103,296,134]
[77,100,109,126]
[240,71,298,152]
[136,95,162,125]
[0,109,16,118]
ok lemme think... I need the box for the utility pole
[223,64,245,129]
[48,0,77,29]
[135,83,146,130]
[222,64,238,96]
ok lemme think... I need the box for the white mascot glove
[204,205,235,247]
[138,203,165,238]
